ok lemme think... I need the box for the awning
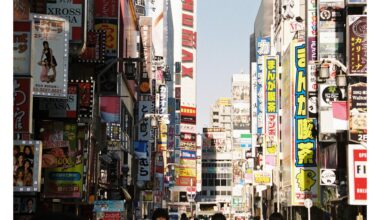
[121,187,132,201]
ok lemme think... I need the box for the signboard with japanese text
[347,15,367,75]
[348,83,367,143]
[14,78,33,134]
[291,40,319,205]
[307,64,318,118]
[95,18,118,57]
[94,0,118,18]
[100,96,120,123]
[31,14,69,98]
[252,171,272,186]
[77,79,95,118]
[318,84,344,108]
[159,85,168,114]
[46,0,83,41]
[256,37,271,134]
[134,141,150,181]
[14,21,31,76]
[13,140,42,192]
[138,101,153,141]
[14,0,30,20]
[346,0,366,5]
[251,62,258,134]
[348,144,367,205]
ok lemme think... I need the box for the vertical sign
[348,144,367,205]
[291,40,319,205]
[14,78,33,134]
[347,15,367,75]
[256,37,271,135]
[251,62,258,135]
[31,14,69,98]
[14,21,31,76]
[134,141,150,181]
[138,101,153,141]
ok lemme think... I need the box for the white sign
[320,169,336,185]
[304,198,313,208]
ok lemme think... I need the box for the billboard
[347,15,367,75]
[100,96,120,123]
[252,171,272,186]
[14,21,31,76]
[291,40,319,205]
[39,122,84,198]
[77,79,95,118]
[14,140,42,192]
[348,144,367,205]
[31,14,70,98]
[14,78,33,134]
[348,83,367,143]
[46,0,83,41]
[95,18,118,57]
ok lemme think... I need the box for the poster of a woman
[38,41,57,83]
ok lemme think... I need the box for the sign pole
[304,199,313,220]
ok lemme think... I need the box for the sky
[196,0,261,132]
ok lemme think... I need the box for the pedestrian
[181,213,189,220]
[152,208,169,220]
[269,212,284,220]
[211,213,226,220]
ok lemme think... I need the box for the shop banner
[46,0,83,41]
[77,79,95,118]
[318,84,344,108]
[346,0,366,5]
[252,171,272,186]
[93,200,125,212]
[159,85,168,114]
[38,83,78,118]
[138,101,153,141]
[348,83,367,143]
[180,150,196,160]
[100,96,120,123]
[307,64,318,118]
[176,177,196,187]
[95,18,118,57]
[31,14,70,98]
[78,30,106,63]
[14,78,33,133]
[348,144,367,205]
[134,141,150,181]
[94,0,118,18]
[251,62,258,134]
[256,37,271,134]
[347,15,367,75]
[291,40,319,205]
[14,21,31,76]
[14,140,42,192]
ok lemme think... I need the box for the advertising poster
[38,83,78,118]
[95,18,118,57]
[256,37,271,134]
[46,0,83,41]
[347,15,367,75]
[348,83,367,143]
[252,171,272,186]
[181,106,196,124]
[134,141,150,181]
[233,160,245,185]
[14,197,36,214]
[318,0,345,62]
[14,78,33,134]
[14,21,31,76]
[348,144,367,205]
[291,40,319,205]
[31,14,70,98]
[39,121,83,198]
[78,30,106,63]
[14,140,42,192]
[307,64,318,118]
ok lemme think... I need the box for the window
[215,179,221,186]
[227,191,232,195]
[208,179,214,186]
[203,179,208,186]
[221,179,227,186]
[221,191,227,196]
[216,191,220,195]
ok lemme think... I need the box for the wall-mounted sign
[348,144,367,205]
[320,169,336,185]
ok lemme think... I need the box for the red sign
[78,30,106,62]
[104,212,120,220]
[14,78,32,133]
[94,0,118,18]
[180,106,196,117]
[348,145,367,205]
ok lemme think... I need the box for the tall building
[210,98,233,151]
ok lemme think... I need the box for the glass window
[215,179,221,186]
[203,179,208,186]
[227,191,232,195]
[208,179,214,186]
[221,179,227,186]
[216,191,220,195]
[221,191,226,195]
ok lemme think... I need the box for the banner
[348,83,367,143]
[347,15,367,75]
[348,144,367,205]
[14,140,42,192]
[14,0,30,20]
[138,101,153,141]
[78,30,106,63]
[14,21,31,76]
[46,0,83,41]
[100,96,120,123]
[93,200,125,212]
[14,78,33,133]
[252,171,272,186]
[77,79,95,118]
[291,40,319,205]
[94,0,118,18]
[134,141,150,181]
[95,18,118,57]
[31,14,70,98]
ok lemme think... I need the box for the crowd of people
[151,208,284,220]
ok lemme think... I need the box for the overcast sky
[197,0,261,132]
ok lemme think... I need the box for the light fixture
[319,63,330,79]
[335,68,347,87]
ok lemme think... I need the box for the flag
[332,101,348,130]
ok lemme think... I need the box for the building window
[221,179,227,186]
[227,191,232,195]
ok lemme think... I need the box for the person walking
[269,212,284,220]
[181,213,189,220]
[152,208,169,220]
[211,213,226,220]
